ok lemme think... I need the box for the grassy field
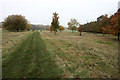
[0,28,2,79]
[0,28,2,48]
[2,30,118,78]
[2,30,32,55]
[41,31,118,78]
[2,31,63,78]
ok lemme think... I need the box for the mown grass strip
[96,41,113,44]
[2,31,63,78]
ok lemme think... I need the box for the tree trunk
[28,29,30,31]
[72,30,73,33]
[16,29,19,32]
[80,32,82,36]
[54,31,56,35]
[118,33,120,40]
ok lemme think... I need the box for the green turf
[2,31,63,78]
[96,41,113,44]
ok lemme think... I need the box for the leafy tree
[83,10,120,40]
[83,15,109,34]
[51,12,59,35]
[58,25,65,32]
[68,19,79,33]
[85,21,98,33]
[99,14,110,35]
[3,15,29,32]
[78,24,84,36]
[102,26,112,34]
[101,11,120,40]
[108,12,120,40]
[27,24,32,31]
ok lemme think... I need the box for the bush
[3,15,29,32]
[32,30,35,31]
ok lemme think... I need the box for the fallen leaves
[75,76,80,79]
[86,75,88,77]
[84,66,86,68]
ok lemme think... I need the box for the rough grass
[0,28,2,51]
[2,31,63,78]
[2,30,32,55]
[0,28,2,79]
[2,30,118,78]
[41,31,118,78]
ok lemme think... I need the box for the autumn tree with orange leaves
[109,11,120,40]
[49,26,53,32]
[101,9,120,40]
[58,25,65,32]
[99,14,110,35]
[103,9,120,40]
[51,12,60,35]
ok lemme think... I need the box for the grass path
[2,31,63,78]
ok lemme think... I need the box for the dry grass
[2,31,63,78]
[0,28,2,54]
[2,30,32,54]
[41,31,118,78]
[2,30,118,78]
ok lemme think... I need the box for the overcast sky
[0,0,119,27]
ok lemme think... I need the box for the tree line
[83,9,120,40]
[2,9,120,40]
